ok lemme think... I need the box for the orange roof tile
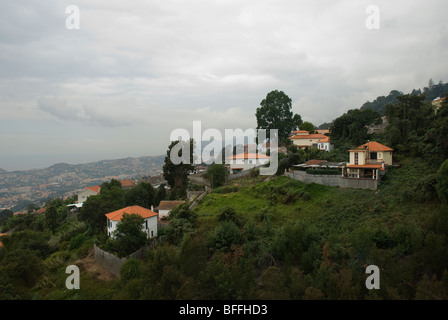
[158,201,185,211]
[105,205,157,221]
[85,185,101,193]
[304,159,326,165]
[120,179,136,187]
[289,133,327,140]
[349,141,393,152]
[317,136,330,143]
[227,153,270,160]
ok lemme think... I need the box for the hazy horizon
[1,1,447,171]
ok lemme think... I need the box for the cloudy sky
[0,0,447,171]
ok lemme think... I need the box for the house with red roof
[120,179,136,189]
[105,205,158,238]
[226,152,270,174]
[343,141,393,180]
[288,130,328,149]
[317,136,333,152]
[77,185,101,204]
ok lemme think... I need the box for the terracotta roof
[347,164,385,169]
[289,133,327,140]
[317,136,330,143]
[291,130,310,134]
[349,141,393,152]
[35,208,47,214]
[158,201,185,211]
[85,185,101,193]
[227,153,270,160]
[120,179,136,187]
[105,205,157,221]
[304,159,327,166]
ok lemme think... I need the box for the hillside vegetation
[1,86,448,300]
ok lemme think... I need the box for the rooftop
[349,141,393,152]
[105,205,158,221]
[158,200,185,211]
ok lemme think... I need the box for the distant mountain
[0,168,7,174]
[0,155,165,210]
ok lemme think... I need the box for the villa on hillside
[76,185,101,205]
[342,141,393,180]
[105,205,158,238]
[288,130,328,149]
[286,141,394,190]
[226,152,270,174]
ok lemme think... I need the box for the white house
[317,136,333,152]
[158,201,185,219]
[226,152,270,174]
[343,141,393,180]
[105,205,158,238]
[77,185,101,204]
[288,130,328,149]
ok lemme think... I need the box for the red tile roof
[120,179,136,187]
[105,205,158,221]
[289,133,327,140]
[227,153,270,160]
[304,159,327,165]
[158,201,185,211]
[349,141,393,152]
[85,185,101,193]
[317,136,330,143]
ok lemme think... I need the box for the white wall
[107,216,158,238]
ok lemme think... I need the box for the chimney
[151,205,154,212]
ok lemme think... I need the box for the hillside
[360,80,448,115]
[0,155,165,210]
[2,157,444,301]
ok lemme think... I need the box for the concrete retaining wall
[93,244,126,276]
[285,170,378,190]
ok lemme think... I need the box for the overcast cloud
[0,0,447,170]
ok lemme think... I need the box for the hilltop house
[342,141,393,180]
[105,205,158,238]
[226,152,270,174]
[288,130,328,149]
[158,200,185,219]
[77,185,101,204]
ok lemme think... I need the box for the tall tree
[256,90,302,144]
[300,121,316,133]
[330,108,381,147]
[163,139,195,199]
[113,213,147,257]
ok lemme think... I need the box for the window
[151,231,154,237]
[145,220,148,230]
[370,152,377,160]
[355,153,359,165]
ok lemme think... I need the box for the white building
[105,205,158,238]
[226,152,270,174]
[77,185,101,204]
[317,136,333,152]
[158,201,185,219]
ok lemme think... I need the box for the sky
[0,0,447,171]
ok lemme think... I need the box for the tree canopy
[256,90,302,144]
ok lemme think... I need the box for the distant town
[0,155,165,212]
